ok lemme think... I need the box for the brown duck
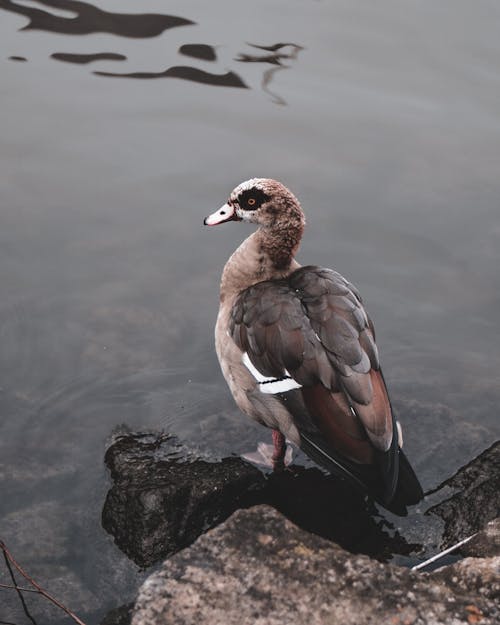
[204,178,423,514]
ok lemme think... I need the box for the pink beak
[204,203,241,226]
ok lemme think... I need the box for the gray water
[1,0,500,623]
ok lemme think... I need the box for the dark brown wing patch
[290,266,393,451]
[301,385,374,464]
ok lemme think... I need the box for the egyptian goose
[204,178,423,514]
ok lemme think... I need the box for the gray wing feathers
[230,266,379,400]
[288,267,379,406]
[229,266,392,450]
[230,280,335,388]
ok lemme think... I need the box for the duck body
[205,178,423,515]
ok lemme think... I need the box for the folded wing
[229,265,422,510]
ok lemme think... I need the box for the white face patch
[231,178,268,198]
[242,352,302,394]
[235,207,253,222]
[230,179,272,223]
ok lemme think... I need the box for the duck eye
[247,198,256,206]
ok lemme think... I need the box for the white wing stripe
[242,352,273,382]
[260,378,302,394]
[242,352,302,394]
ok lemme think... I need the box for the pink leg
[272,430,286,471]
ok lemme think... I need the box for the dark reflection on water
[236,42,303,65]
[51,52,126,64]
[235,43,303,105]
[8,54,27,61]
[91,42,304,97]
[179,44,217,62]
[1,0,302,100]
[0,0,194,36]
[94,66,248,88]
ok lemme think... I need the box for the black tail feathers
[300,432,423,516]
[383,448,424,515]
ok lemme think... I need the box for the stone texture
[102,433,266,567]
[103,433,420,568]
[461,518,500,558]
[131,506,500,625]
[427,442,500,547]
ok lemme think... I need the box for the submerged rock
[131,505,500,625]
[427,441,500,547]
[101,603,134,625]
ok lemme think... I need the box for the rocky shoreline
[100,436,499,625]
[132,508,499,625]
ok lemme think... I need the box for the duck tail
[383,448,424,515]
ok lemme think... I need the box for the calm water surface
[1,1,499,622]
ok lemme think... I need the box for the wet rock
[101,603,134,625]
[461,518,500,558]
[131,505,500,625]
[102,433,266,567]
[263,467,419,561]
[426,441,500,547]
[102,433,420,568]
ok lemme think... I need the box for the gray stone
[102,432,266,567]
[427,442,500,547]
[102,433,420,569]
[131,506,499,625]
[461,518,500,558]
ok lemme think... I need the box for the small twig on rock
[0,540,87,625]
[411,534,475,571]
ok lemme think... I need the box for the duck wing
[229,265,422,511]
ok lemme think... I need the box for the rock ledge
[132,506,499,625]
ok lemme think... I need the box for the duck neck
[220,220,304,303]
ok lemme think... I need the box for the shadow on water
[1,0,303,100]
